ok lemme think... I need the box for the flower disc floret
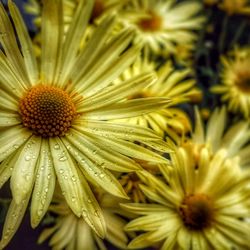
[179,194,213,230]
[19,85,76,137]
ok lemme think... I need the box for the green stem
[219,15,229,53]
[230,20,247,48]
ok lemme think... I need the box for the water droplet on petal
[25,155,31,161]
[54,143,60,150]
[59,156,67,162]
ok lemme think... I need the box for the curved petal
[65,129,141,172]
[8,0,39,85]
[83,97,170,120]
[61,135,129,199]
[10,136,41,204]
[0,125,32,162]
[31,139,56,228]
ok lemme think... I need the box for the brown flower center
[91,0,105,23]
[138,12,163,32]
[19,85,76,137]
[179,194,213,230]
[235,71,250,93]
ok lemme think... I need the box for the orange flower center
[138,12,163,32]
[179,194,213,230]
[19,85,76,137]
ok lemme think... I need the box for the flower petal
[61,135,129,199]
[0,192,31,249]
[0,2,30,87]
[77,73,156,112]
[31,139,56,228]
[49,137,84,217]
[41,0,63,84]
[84,97,170,120]
[0,126,32,162]
[0,112,21,128]
[8,0,39,85]
[10,136,41,204]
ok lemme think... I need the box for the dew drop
[99,173,105,178]
[71,196,76,202]
[82,209,87,217]
[37,209,43,216]
[54,143,60,150]
[59,156,67,162]
[25,155,31,161]
[71,175,77,182]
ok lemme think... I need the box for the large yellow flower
[211,47,250,118]
[122,147,250,249]
[117,0,205,54]
[182,106,250,169]
[113,54,200,137]
[38,188,129,250]
[0,0,170,247]
[219,0,250,16]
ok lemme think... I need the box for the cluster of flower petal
[0,0,171,248]
[122,146,250,249]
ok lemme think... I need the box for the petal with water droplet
[0,191,31,249]
[31,139,56,228]
[49,137,84,217]
[62,136,128,199]
[10,136,41,204]
[0,125,31,162]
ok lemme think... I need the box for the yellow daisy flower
[121,147,250,249]
[189,106,250,168]
[219,0,250,16]
[38,188,129,250]
[0,0,170,247]
[117,0,205,54]
[211,47,250,118]
[114,54,200,137]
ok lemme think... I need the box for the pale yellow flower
[0,0,170,247]
[117,0,205,54]
[211,47,250,118]
[38,188,129,250]
[219,0,250,16]
[189,106,250,169]
[122,147,250,249]
[113,54,199,137]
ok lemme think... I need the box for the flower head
[118,0,205,54]
[211,47,250,118]
[183,106,250,169]
[113,54,199,137]
[219,0,250,16]
[0,0,170,247]
[122,147,250,249]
